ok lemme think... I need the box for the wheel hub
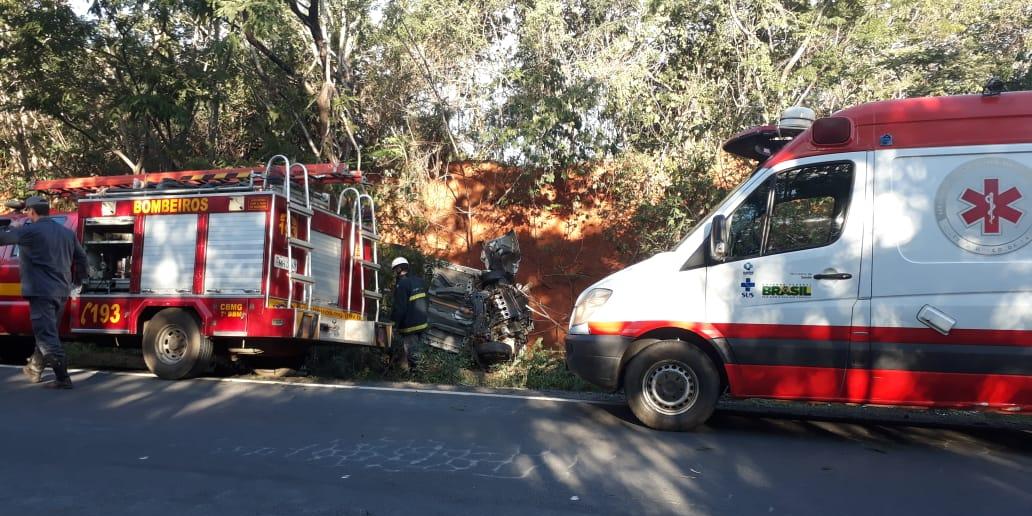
[156,327,188,365]
[642,360,699,416]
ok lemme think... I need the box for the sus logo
[935,157,1032,255]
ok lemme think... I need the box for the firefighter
[389,257,428,371]
[0,196,88,389]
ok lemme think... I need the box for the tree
[2,0,1029,257]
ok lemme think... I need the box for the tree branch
[112,149,143,174]
[286,0,306,21]
[243,28,298,78]
[400,24,460,157]
[51,112,100,144]
[781,9,824,85]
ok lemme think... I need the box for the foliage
[2,0,1030,252]
[485,345,597,391]
[409,340,599,391]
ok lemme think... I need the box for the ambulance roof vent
[778,106,816,131]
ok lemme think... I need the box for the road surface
[0,366,1029,516]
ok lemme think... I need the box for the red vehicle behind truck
[0,156,389,379]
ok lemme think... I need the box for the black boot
[22,349,44,383]
[42,355,73,390]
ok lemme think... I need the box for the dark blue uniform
[0,217,88,360]
[390,275,429,335]
[390,274,429,367]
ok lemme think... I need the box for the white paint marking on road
[0,364,621,406]
[341,475,350,479]
[214,438,581,480]
[570,496,579,501]
[139,456,148,460]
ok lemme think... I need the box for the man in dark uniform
[389,257,428,371]
[0,196,88,389]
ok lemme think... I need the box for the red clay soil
[379,162,633,347]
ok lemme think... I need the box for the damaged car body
[423,231,534,367]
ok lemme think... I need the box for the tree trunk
[15,110,33,180]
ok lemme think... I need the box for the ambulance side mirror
[710,215,729,262]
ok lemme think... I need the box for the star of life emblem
[959,178,1022,235]
[935,157,1032,255]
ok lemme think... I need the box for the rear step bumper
[294,309,391,348]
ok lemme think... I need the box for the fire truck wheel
[142,309,213,380]
[624,340,719,431]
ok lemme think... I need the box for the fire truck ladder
[266,155,315,311]
[339,187,382,322]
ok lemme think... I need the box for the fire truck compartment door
[310,230,342,306]
[141,214,198,293]
[205,212,265,293]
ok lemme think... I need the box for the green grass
[302,338,599,392]
[62,337,598,393]
[66,341,145,370]
[477,345,598,391]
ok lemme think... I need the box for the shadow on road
[1,366,1030,516]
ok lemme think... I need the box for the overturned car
[423,231,534,367]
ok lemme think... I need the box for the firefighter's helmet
[391,257,409,271]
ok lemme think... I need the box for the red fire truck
[0,156,389,379]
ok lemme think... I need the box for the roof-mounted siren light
[720,107,816,163]
[777,106,816,134]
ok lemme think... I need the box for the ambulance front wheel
[142,309,213,380]
[624,340,720,431]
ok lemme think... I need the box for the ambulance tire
[625,340,719,431]
[142,309,213,380]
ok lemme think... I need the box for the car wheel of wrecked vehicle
[473,341,515,368]
[142,309,213,380]
[625,340,720,431]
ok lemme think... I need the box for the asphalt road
[0,367,1029,516]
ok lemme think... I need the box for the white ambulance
[566,90,1032,431]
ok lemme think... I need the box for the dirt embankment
[379,162,632,347]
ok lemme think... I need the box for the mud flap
[376,323,393,349]
[295,310,319,340]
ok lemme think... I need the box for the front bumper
[565,333,634,392]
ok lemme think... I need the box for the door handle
[814,272,852,280]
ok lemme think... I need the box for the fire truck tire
[142,309,213,380]
[624,340,719,432]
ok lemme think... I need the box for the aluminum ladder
[338,187,382,321]
[266,155,315,310]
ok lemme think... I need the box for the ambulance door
[706,153,868,401]
[867,145,1032,409]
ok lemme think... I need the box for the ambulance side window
[727,179,771,259]
[765,162,853,255]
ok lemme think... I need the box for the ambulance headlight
[571,288,612,327]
